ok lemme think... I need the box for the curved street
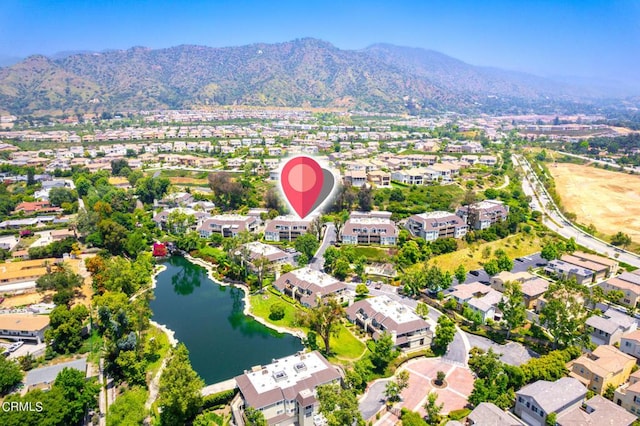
[514,154,640,268]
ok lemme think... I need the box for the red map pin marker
[281,157,324,219]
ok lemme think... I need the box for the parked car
[469,270,480,276]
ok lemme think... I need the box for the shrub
[202,389,237,410]
[269,303,286,321]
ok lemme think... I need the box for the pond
[150,256,303,384]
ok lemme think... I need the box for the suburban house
[0,258,60,291]
[273,267,348,308]
[390,168,426,185]
[568,345,635,395]
[544,259,595,285]
[556,394,635,426]
[346,296,432,351]
[232,351,342,426]
[468,402,525,426]
[586,308,637,346]
[614,370,640,417]
[599,270,640,307]
[490,271,549,310]
[568,252,618,278]
[343,170,367,187]
[449,282,503,322]
[404,211,468,241]
[456,200,509,230]
[367,170,391,187]
[514,377,587,426]
[341,211,398,246]
[560,252,617,281]
[264,216,313,242]
[620,330,640,360]
[13,201,62,215]
[0,314,50,344]
[197,215,258,238]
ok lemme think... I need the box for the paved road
[309,223,336,271]
[555,151,640,174]
[465,333,536,366]
[359,379,391,421]
[514,154,640,268]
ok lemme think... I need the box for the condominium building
[456,200,509,230]
[341,211,398,246]
[346,296,432,351]
[404,211,467,241]
[233,351,342,426]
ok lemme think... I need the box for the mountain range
[0,38,627,116]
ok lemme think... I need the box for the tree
[499,282,526,338]
[604,383,616,401]
[541,242,560,261]
[355,283,369,297]
[49,187,78,207]
[111,159,130,176]
[158,344,204,426]
[545,412,557,426]
[45,304,89,354]
[357,185,373,211]
[370,332,399,372]
[135,176,171,204]
[332,257,351,280]
[432,315,456,353]
[565,237,577,254]
[384,370,409,404]
[611,232,632,249]
[298,297,344,355]
[0,355,23,395]
[483,259,499,276]
[400,409,427,426]
[436,370,446,386]
[317,383,364,426]
[423,392,443,426]
[454,264,466,283]
[496,254,513,272]
[294,233,319,260]
[54,367,100,425]
[540,282,589,349]
[244,407,267,426]
[415,302,429,318]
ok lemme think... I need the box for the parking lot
[459,252,547,286]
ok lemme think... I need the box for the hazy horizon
[1,0,639,89]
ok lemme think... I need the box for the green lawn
[343,246,391,263]
[409,232,546,273]
[145,325,171,378]
[249,291,366,361]
[79,329,104,364]
[249,292,302,330]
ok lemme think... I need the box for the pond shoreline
[183,254,306,340]
[147,264,179,347]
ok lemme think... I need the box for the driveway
[465,333,537,366]
[309,223,336,271]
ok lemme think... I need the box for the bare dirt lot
[548,163,640,241]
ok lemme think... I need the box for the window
[594,376,599,382]
[532,406,538,413]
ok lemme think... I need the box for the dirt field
[548,163,640,241]
[168,177,208,186]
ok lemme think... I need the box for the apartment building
[197,214,258,238]
[233,351,342,426]
[456,200,509,230]
[404,211,467,241]
[273,267,348,308]
[341,211,398,246]
[264,216,312,242]
[346,296,432,351]
[614,370,640,417]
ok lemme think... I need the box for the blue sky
[1,0,639,85]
